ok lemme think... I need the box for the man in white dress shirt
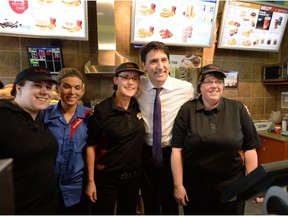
[135,41,195,214]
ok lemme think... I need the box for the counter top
[257,130,288,142]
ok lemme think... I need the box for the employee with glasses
[171,64,261,215]
[86,62,145,215]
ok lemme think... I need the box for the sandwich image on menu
[61,20,82,32]
[61,0,81,7]
[37,0,54,4]
[138,4,155,15]
[137,27,153,38]
[159,8,175,18]
[34,19,49,30]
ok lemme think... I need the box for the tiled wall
[0,1,287,120]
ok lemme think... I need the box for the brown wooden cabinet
[257,135,288,165]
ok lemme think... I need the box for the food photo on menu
[137,27,153,39]
[35,0,81,6]
[0,0,86,40]
[180,51,201,68]
[61,20,82,32]
[132,0,218,47]
[255,10,273,31]
[223,7,260,47]
[159,29,173,39]
[137,4,155,16]
[218,0,288,51]
[34,19,54,31]
[60,0,81,7]
[36,0,54,4]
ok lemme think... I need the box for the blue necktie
[153,88,162,163]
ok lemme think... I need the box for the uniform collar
[145,75,173,92]
[196,96,224,113]
[48,101,89,119]
[109,92,136,112]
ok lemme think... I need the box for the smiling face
[142,49,170,88]
[200,74,224,109]
[15,80,53,117]
[58,76,84,108]
[114,71,140,98]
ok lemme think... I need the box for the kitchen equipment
[282,115,287,132]
[271,111,281,124]
[253,120,273,131]
[263,63,288,82]
[84,1,129,75]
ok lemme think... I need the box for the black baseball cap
[199,64,226,78]
[197,64,226,93]
[11,66,58,96]
[15,66,58,84]
[115,62,145,75]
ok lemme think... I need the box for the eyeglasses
[117,74,140,82]
[202,79,224,85]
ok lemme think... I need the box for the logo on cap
[34,68,49,74]
[125,63,136,69]
[209,65,220,70]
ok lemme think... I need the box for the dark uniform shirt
[86,94,145,172]
[172,97,261,183]
[0,99,58,214]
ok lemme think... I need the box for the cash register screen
[27,46,64,75]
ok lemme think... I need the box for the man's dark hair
[140,41,170,63]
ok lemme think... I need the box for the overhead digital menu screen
[27,46,64,74]
[0,0,88,40]
[218,0,288,52]
[131,0,219,47]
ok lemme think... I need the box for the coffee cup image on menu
[255,11,273,30]
[262,16,271,30]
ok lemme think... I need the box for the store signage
[131,0,219,47]
[218,0,288,52]
[0,0,88,40]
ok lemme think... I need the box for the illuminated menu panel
[131,0,219,47]
[218,0,288,52]
[0,0,88,40]
[27,46,64,74]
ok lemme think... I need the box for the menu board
[0,0,88,40]
[131,0,219,47]
[27,46,64,74]
[218,0,288,52]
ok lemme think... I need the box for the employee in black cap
[170,64,261,214]
[86,62,145,215]
[0,66,58,214]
